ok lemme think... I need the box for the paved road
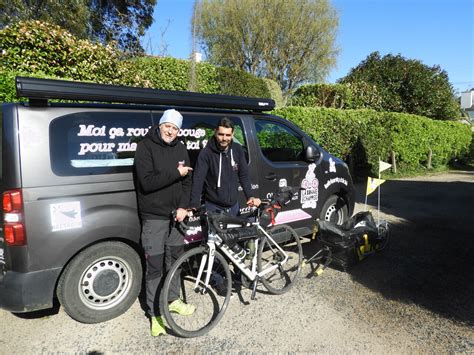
[0,171,473,353]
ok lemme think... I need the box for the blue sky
[143,0,474,94]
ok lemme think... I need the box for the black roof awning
[15,76,275,112]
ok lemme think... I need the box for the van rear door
[1,108,5,279]
[0,228,4,282]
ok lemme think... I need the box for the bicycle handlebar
[172,186,302,233]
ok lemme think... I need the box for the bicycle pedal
[314,267,324,276]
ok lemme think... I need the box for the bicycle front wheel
[258,224,302,295]
[160,246,232,338]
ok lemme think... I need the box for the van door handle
[265,173,277,181]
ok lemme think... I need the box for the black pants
[141,219,184,317]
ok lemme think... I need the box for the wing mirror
[305,145,320,163]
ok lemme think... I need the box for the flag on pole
[366,177,385,196]
[379,160,392,174]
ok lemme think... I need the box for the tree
[0,0,156,53]
[339,52,460,120]
[194,0,339,93]
[0,0,90,39]
[88,0,156,54]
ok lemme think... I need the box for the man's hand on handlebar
[175,208,188,222]
[246,197,261,208]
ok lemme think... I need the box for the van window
[50,111,152,176]
[158,113,248,167]
[255,119,304,162]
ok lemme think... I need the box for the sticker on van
[50,201,82,232]
[300,163,319,209]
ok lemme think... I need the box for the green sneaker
[169,299,196,316]
[150,316,166,337]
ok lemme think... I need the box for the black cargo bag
[316,211,386,269]
[220,226,259,250]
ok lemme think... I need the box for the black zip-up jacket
[134,125,191,220]
[190,136,253,208]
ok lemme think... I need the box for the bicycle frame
[192,220,289,292]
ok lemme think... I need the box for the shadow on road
[315,176,474,325]
[13,299,60,320]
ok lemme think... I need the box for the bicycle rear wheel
[375,221,390,251]
[160,246,232,338]
[258,224,302,294]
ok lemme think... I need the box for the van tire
[319,195,348,225]
[57,241,142,324]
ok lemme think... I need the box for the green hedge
[0,20,126,84]
[215,67,270,98]
[274,107,472,176]
[0,20,272,100]
[290,82,383,111]
[262,78,285,108]
[120,56,219,93]
[291,84,352,108]
[0,69,74,103]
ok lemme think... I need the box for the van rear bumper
[0,268,61,313]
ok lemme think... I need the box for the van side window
[50,112,152,176]
[156,113,248,167]
[255,119,304,162]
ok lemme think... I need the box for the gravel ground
[0,170,473,353]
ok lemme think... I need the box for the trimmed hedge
[215,67,270,98]
[0,20,271,100]
[274,106,472,176]
[1,20,126,84]
[291,84,352,109]
[290,82,383,111]
[0,70,62,102]
[120,56,220,93]
[263,78,285,108]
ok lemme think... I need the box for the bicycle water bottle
[246,240,255,260]
[231,243,246,261]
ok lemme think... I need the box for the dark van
[0,77,354,323]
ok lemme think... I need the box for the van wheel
[57,241,142,324]
[319,195,348,225]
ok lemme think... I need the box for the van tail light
[2,189,27,246]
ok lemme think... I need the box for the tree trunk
[391,150,397,174]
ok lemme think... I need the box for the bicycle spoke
[258,225,302,294]
[161,247,232,338]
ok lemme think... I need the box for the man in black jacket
[134,109,195,337]
[190,117,260,214]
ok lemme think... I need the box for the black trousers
[141,219,184,317]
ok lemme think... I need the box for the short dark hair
[216,117,234,132]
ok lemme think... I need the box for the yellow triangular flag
[366,177,385,196]
[379,160,392,173]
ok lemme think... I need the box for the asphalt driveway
[0,170,472,353]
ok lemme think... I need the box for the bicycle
[160,186,303,338]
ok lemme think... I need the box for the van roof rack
[15,76,275,112]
